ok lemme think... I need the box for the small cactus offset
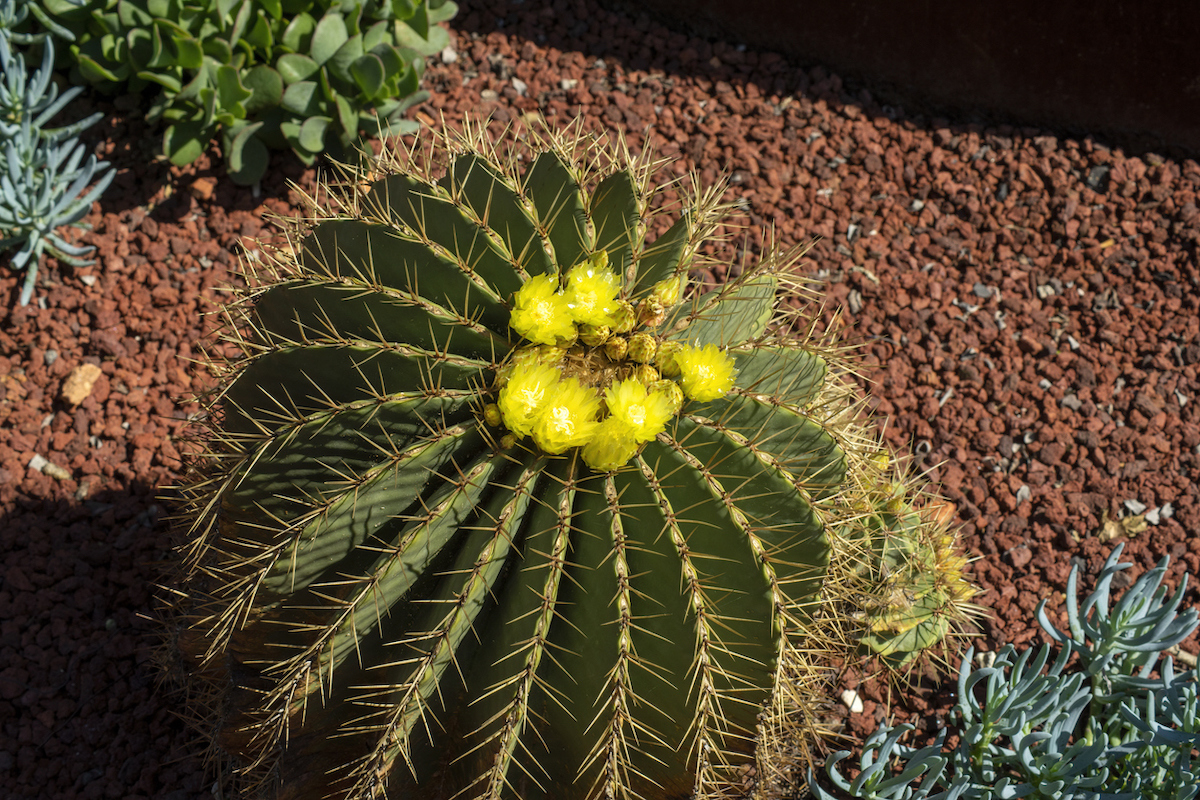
[851,460,979,668]
[173,120,968,800]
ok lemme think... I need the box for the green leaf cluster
[48,0,455,184]
[811,543,1200,800]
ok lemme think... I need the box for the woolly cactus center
[555,343,628,388]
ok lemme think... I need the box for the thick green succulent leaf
[118,0,153,28]
[589,170,640,280]
[281,80,321,115]
[429,0,459,24]
[202,37,233,65]
[523,151,591,272]
[280,11,316,52]
[310,11,349,66]
[222,344,485,437]
[731,346,827,408]
[366,175,524,299]
[226,121,269,185]
[438,153,555,277]
[298,115,331,152]
[297,219,509,334]
[75,51,126,84]
[125,26,153,70]
[328,32,365,84]
[242,65,284,114]
[137,67,182,92]
[244,12,274,53]
[164,118,209,166]
[362,19,390,52]
[277,53,320,85]
[687,392,847,499]
[632,213,690,298]
[350,52,385,97]
[216,65,252,117]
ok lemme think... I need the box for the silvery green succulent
[0,33,112,306]
[811,543,1200,800]
[0,0,85,45]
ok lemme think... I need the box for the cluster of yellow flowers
[509,253,626,345]
[492,253,738,472]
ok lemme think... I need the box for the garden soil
[2,0,1198,797]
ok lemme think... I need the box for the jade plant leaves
[50,0,456,183]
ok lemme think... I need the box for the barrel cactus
[173,120,968,800]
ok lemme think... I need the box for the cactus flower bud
[637,299,666,328]
[649,379,684,414]
[655,340,683,377]
[483,403,502,427]
[579,324,610,347]
[648,273,686,307]
[604,336,628,361]
[610,300,637,333]
[631,363,660,386]
[627,332,657,364]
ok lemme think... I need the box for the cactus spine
[173,119,971,800]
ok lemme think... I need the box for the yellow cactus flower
[564,261,621,327]
[581,416,641,472]
[530,377,601,454]
[510,273,577,345]
[675,343,737,402]
[604,378,674,443]
[497,362,561,437]
[497,343,567,385]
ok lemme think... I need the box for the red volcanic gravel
[2,1,1198,797]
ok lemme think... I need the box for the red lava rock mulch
[2,0,1198,797]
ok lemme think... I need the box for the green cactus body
[176,123,918,800]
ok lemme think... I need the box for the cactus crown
[172,118,972,800]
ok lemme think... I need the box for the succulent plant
[0,32,112,305]
[0,0,85,45]
[811,543,1200,800]
[172,121,969,800]
[47,0,454,184]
